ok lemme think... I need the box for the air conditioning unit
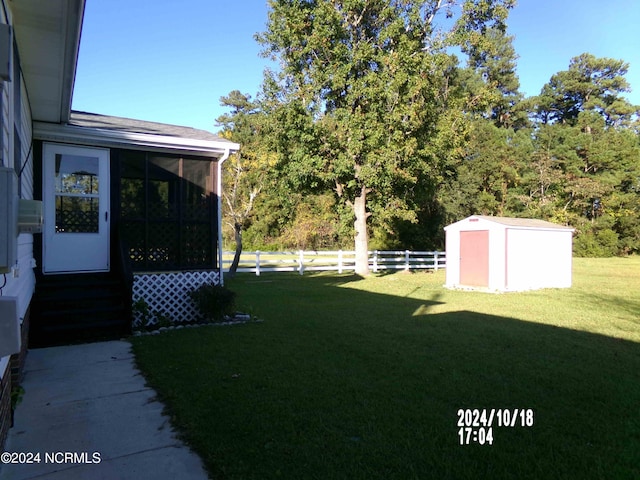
[18,199,43,233]
[0,297,20,357]
[0,167,18,274]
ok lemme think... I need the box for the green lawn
[131,257,640,480]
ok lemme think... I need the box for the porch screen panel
[182,159,214,267]
[147,157,180,269]
[148,157,179,219]
[120,151,146,266]
[119,151,216,271]
[120,152,145,218]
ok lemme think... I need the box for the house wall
[4,79,35,313]
[0,0,36,451]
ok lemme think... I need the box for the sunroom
[30,112,239,345]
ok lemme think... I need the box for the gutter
[60,0,86,123]
[33,121,239,158]
[217,148,231,285]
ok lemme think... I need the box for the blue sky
[72,0,640,134]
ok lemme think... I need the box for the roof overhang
[11,0,84,123]
[33,121,240,158]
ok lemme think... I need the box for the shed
[444,215,574,292]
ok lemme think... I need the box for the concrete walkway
[0,341,209,480]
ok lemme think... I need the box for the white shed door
[43,144,110,273]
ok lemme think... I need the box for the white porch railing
[222,250,446,276]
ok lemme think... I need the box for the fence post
[434,251,439,271]
[338,250,343,274]
[256,251,261,276]
[405,250,410,271]
[298,250,304,275]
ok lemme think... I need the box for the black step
[30,272,132,347]
[36,305,126,325]
[35,294,126,315]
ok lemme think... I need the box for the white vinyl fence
[222,250,446,276]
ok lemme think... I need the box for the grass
[130,257,640,479]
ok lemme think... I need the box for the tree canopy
[253,0,518,273]
[216,2,640,262]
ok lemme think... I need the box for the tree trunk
[353,186,370,276]
[227,222,243,279]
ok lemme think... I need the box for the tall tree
[520,54,640,255]
[257,0,515,274]
[453,0,524,128]
[440,118,530,220]
[532,53,639,127]
[216,91,274,277]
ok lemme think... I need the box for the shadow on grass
[133,273,640,480]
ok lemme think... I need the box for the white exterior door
[43,143,110,273]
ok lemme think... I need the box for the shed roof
[474,216,573,229]
[445,215,574,231]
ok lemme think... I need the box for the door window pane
[54,154,100,233]
[55,154,100,194]
[55,196,99,233]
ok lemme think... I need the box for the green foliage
[531,53,637,127]
[189,283,237,322]
[132,298,152,327]
[254,0,517,272]
[155,312,173,329]
[574,228,620,257]
[213,2,640,258]
[11,385,25,410]
[217,92,273,261]
[279,193,341,250]
[132,298,174,329]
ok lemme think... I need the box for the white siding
[488,227,506,291]
[506,228,573,290]
[0,3,9,165]
[0,1,10,377]
[444,227,460,287]
[1,84,8,162]
[18,75,33,196]
[2,51,36,318]
[1,1,35,376]
[0,356,7,379]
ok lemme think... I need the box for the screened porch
[114,149,219,272]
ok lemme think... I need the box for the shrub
[574,228,619,257]
[189,283,236,322]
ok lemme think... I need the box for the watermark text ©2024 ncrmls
[1,451,101,464]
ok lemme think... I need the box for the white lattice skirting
[132,271,220,327]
